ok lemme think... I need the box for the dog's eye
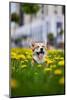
[42,45,45,48]
[36,46,39,49]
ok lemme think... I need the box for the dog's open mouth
[36,51,44,60]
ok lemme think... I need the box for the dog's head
[32,42,47,64]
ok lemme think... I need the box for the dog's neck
[33,55,44,64]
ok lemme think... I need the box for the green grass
[10,48,65,97]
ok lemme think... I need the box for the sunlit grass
[10,48,65,97]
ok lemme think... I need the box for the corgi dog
[31,42,47,64]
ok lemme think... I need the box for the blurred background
[10,2,65,49]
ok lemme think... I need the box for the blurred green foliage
[11,13,20,24]
[21,3,40,14]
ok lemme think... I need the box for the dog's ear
[31,41,35,51]
[43,42,47,50]
[32,41,35,47]
[42,42,46,48]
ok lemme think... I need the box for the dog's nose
[40,48,43,51]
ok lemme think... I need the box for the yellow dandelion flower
[11,55,17,59]
[21,65,27,68]
[11,52,16,56]
[27,55,32,59]
[44,57,48,62]
[59,77,64,85]
[44,59,47,62]
[11,79,18,88]
[45,56,48,59]
[25,52,28,55]
[54,69,62,75]
[17,55,26,60]
[47,60,53,64]
[11,52,18,59]
[58,60,64,66]
[44,68,52,72]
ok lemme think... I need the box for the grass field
[10,48,65,97]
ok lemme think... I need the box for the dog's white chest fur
[33,55,45,64]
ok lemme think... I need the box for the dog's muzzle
[36,48,44,55]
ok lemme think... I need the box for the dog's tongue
[38,53,43,60]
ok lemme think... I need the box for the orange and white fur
[31,42,47,64]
